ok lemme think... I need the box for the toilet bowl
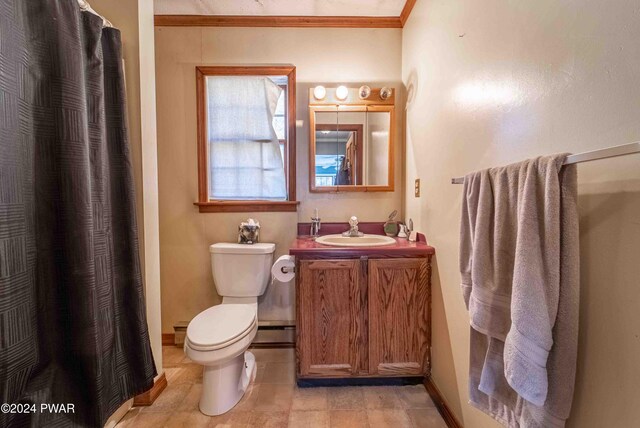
[184,243,275,416]
[184,302,259,415]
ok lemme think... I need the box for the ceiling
[154,0,408,17]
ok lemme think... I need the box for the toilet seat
[186,304,257,352]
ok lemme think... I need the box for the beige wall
[403,0,640,427]
[155,27,404,333]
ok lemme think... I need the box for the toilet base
[199,351,256,416]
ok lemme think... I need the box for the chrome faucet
[342,216,364,237]
[310,208,321,237]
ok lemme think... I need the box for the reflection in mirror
[311,108,392,190]
[308,86,394,193]
[314,111,367,187]
[315,126,363,186]
[365,111,390,186]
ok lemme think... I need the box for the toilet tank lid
[209,243,275,254]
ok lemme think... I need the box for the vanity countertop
[289,234,435,258]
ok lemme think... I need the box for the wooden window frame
[194,65,298,213]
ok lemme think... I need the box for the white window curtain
[207,76,287,200]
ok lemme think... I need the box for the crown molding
[400,0,417,26]
[154,14,404,28]
[154,0,417,28]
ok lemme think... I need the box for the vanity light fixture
[313,85,326,100]
[379,87,393,100]
[358,85,371,99]
[335,85,349,101]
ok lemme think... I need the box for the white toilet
[184,242,275,416]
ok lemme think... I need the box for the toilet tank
[209,243,275,297]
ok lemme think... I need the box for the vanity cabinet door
[297,259,367,377]
[368,258,430,376]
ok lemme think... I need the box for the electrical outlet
[414,179,421,197]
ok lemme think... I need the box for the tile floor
[116,346,448,428]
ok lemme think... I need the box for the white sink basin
[315,234,396,247]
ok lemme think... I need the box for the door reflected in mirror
[315,126,364,186]
[314,111,366,187]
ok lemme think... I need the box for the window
[195,66,298,212]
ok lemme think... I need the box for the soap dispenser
[397,223,408,238]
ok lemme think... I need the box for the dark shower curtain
[0,1,157,427]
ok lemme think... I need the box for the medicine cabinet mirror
[309,87,395,192]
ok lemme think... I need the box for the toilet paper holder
[280,266,295,274]
[272,255,296,282]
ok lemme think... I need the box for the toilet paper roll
[272,255,295,282]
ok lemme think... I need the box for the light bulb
[358,85,371,99]
[313,85,326,100]
[379,87,393,100]
[336,85,349,101]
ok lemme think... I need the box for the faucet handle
[349,216,358,227]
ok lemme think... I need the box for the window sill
[194,200,300,213]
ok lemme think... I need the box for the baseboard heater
[173,320,295,347]
[254,320,296,347]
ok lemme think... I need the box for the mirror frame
[308,104,395,193]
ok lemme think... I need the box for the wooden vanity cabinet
[296,256,431,380]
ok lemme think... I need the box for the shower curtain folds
[0,1,157,426]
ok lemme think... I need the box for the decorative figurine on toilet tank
[238,218,260,244]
